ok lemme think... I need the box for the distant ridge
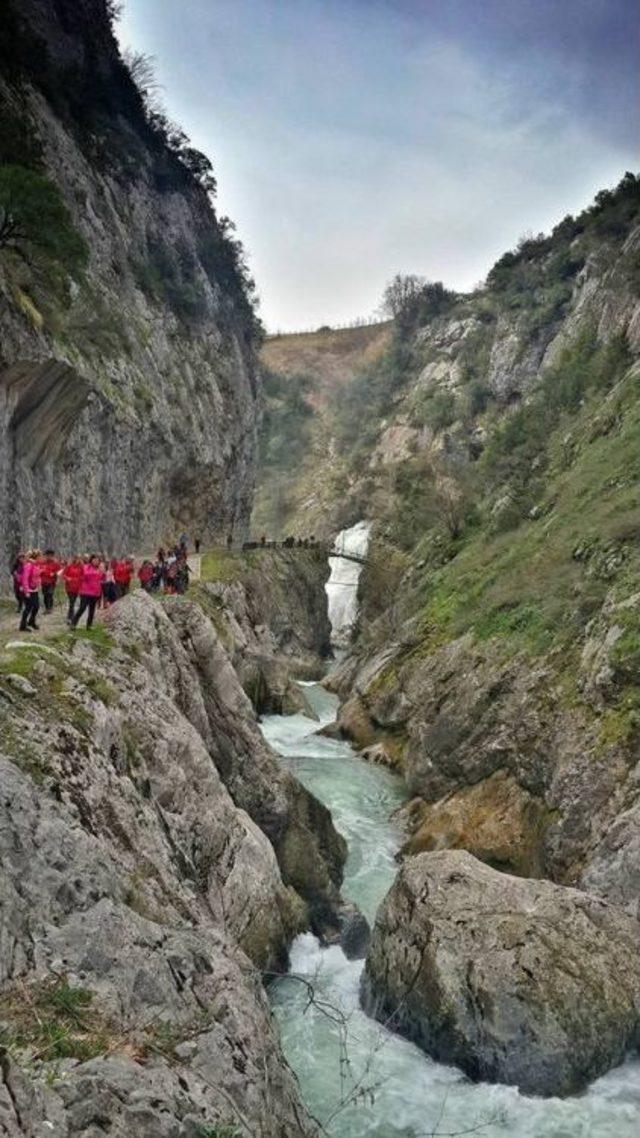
[266,316,390,340]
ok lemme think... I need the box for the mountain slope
[254,322,391,537]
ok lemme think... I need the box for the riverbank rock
[0,591,342,1134]
[395,769,550,875]
[336,902,371,960]
[362,850,640,1096]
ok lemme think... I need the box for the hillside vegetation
[254,322,391,536]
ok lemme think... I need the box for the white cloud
[118,0,637,329]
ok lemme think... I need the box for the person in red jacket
[113,557,133,598]
[62,555,84,625]
[71,555,105,630]
[19,549,42,632]
[40,549,62,613]
[137,560,154,592]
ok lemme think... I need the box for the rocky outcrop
[197,547,332,713]
[362,850,640,1097]
[334,595,640,904]
[0,592,346,1134]
[396,769,550,875]
[0,0,260,569]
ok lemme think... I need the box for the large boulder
[362,850,640,1096]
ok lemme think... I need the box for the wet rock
[396,769,550,876]
[338,903,371,960]
[362,850,640,1097]
[316,720,343,739]
[325,901,371,959]
[337,694,377,749]
[361,741,401,770]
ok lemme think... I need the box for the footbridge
[241,539,369,566]
[328,546,368,566]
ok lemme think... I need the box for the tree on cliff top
[382,273,456,330]
[0,165,88,274]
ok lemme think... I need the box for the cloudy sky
[118,0,639,331]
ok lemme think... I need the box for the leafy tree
[382,274,456,331]
[0,164,87,273]
[392,453,477,548]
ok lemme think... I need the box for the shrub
[0,164,87,275]
[409,387,458,431]
[466,382,494,416]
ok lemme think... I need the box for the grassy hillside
[253,323,391,537]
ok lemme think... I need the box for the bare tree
[123,48,165,114]
[381,273,427,319]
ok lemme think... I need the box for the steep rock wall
[0,591,347,1134]
[326,183,640,909]
[197,547,333,712]
[0,0,260,568]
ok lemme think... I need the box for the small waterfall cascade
[325,520,371,647]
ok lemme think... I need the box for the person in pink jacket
[71,555,105,630]
[19,549,42,632]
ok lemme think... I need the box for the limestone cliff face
[197,547,333,713]
[0,0,260,570]
[0,592,346,1134]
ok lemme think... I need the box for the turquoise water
[262,689,640,1138]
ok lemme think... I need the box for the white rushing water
[261,685,640,1137]
[325,520,371,647]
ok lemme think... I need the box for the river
[261,524,640,1137]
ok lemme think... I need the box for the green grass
[416,370,640,662]
[53,624,115,658]
[200,549,246,582]
[199,547,265,583]
[0,980,108,1063]
[84,675,119,706]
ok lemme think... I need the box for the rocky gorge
[256,174,640,1117]
[1,0,640,1132]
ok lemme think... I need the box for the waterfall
[325,520,371,647]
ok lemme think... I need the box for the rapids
[262,689,640,1137]
[261,524,640,1136]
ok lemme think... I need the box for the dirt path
[0,600,88,654]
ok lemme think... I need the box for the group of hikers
[10,540,195,632]
[243,534,318,551]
